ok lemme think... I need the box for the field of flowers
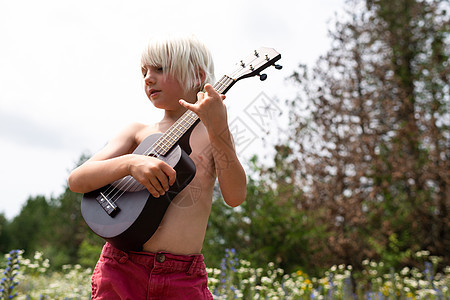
[1,248,449,299]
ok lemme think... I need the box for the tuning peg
[258,73,268,81]
[274,64,283,70]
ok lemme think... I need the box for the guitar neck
[150,75,236,157]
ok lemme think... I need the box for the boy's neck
[161,89,198,123]
[162,107,189,123]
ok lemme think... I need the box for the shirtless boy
[68,35,246,299]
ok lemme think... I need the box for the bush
[1,249,448,299]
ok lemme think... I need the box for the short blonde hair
[141,35,215,92]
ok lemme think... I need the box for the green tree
[0,213,11,253]
[44,186,103,268]
[8,195,52,253]
[204,157,327,275]
[43,153,103,268]
[279,0,448,271]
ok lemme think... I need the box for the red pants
[91,243,213,300]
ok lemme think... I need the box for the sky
[0,0,347,219]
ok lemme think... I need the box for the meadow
[1,248,448,299]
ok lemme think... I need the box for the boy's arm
[179,84,247,207]
[68,123,176,197]
[208,128,247,207]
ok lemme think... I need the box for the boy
[68,35,247,299]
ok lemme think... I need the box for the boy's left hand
[179,84,227,134]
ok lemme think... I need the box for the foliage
[1,249,448,299]
[279,0,449,271]
[7,196,51,255]
[0,250,91,299]
[203,174,326,275]
[0,214,11,254]
[0,250,22,299]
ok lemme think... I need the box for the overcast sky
[0,0,347,219]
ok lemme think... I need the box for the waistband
[101,243,206,275]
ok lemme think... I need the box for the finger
[197,91,205,100]
[154,169,170,191]
[204,84,219,96]
[148,176,165,196]
[142,179,160,198]
[161,164,177,186]
[194,92,206,105]
[179,99,195,111]
[203,83,214,92]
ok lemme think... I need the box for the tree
[43,153,103,268]
[364,0,449,266]
[278,0,449,270]
[0,213,11,254]
[8,196,52,254]
[203,157,327,275]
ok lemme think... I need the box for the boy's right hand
[128,155,177,198]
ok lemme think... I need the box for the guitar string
[100,53,267,207]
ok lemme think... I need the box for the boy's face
[142,65,187,110]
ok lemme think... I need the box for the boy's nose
[144,72,156,85]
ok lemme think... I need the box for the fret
[178,122,189,130]
[165,133,177,143]
[167,133,180,145]
[162,137,172,147]
[179,117,188,125]
[160,144,170,153]
[153,146,163,156]
[166,131,179,141]
[184,115,194,123]
[172,127,182,137]
[213,77,227,91]
[158,137,171,149]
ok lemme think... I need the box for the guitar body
[81,133,196,251]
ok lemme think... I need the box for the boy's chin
[150,100,180,110]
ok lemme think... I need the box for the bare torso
[134,120,216,255]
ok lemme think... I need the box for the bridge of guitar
[96,192,120,217]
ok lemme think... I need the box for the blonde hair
[141,34,215,92]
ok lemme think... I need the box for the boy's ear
[196,68,206,86]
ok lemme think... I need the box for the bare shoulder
[88,122,149,162]
[111,122,148,150]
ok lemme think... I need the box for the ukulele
[81,47,282,251]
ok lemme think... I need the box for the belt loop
[186,255,199,276]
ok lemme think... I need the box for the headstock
[230,47,282,82]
